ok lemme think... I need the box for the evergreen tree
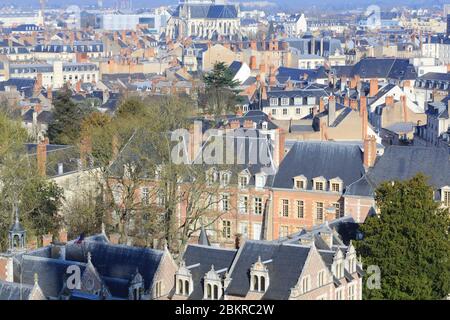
[48,86,92,145]
[202,62,241,117]
[356,174,450,300]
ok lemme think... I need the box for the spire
[198,226,211,246]
[34,273,39,285]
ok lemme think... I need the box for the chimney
[360,96,368,139]
[401,95,408,122]
[57,163,64,175]
[34,73,43,95]
[350,99,358,110]
[75,80,82,93]
[363,135,377,169]
[250,40,257,50]
[369,79,379,97]
[275,128,286,167]
[113,32,119,43]
[58,229,68,243]
[269,40,278,51]
[69,32,75,46]
[385,95,394,107]
[328,96,336,127]
[42,234,53,247]
[37,138,48,176]
[249,56,257,70]
[259,63,266,74]
[319,97,325,113]
[269,65,277,86]
[109,233,120,244]
[47,86,53,101]
[344,96,350,107]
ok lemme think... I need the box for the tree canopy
[356,174,450,300]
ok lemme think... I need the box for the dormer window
[239,174,249,189]
[250,256,270,293]
[220,171,231,187]
[203,265,223,300]
[269,98,278,106]
[175,260,193,297]
[281,97,290,106]
[329,178,343,193]
[313,177,327,191]
[255,173,267,189]
[206,168,218,185]
[294,175,307,190]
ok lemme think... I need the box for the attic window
[239,175,249,188]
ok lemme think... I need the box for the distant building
[166,0,241,40]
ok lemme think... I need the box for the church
[166,0,241,40]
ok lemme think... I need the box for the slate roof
[183,245,237,300]
[276,66,328,84]
[228,61,242,78]
[346,145,450,197]
[350,58,417,80]
[418,72,450,82]
[366,145,450,188]
[173,4,238,19]
[272,141,365,190]
[65,240,164,292]
[226,241,310,300]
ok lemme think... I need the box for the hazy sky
[1,0,447,11]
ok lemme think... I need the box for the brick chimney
[37,138,48,176]
[34,73,43,95]
[328,96,336,127]
[269,65,277,86]
[47,86,53,101]
[369,79,379,97]
[249,56,257,70]
[363,135,377,168]
[360,96,368,139]
[385,95,394,107]
[269,40,279,51]
[319,97,325,113]
[275,128,286,167]
[58,229,68,243]
[401,95,408,122]
[42,234,53,247]
[75,80,82,93]
[350,99,358,110]
[344,96,350,107]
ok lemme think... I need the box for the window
[141,187,149,205]
[220,172,230,186]
[294,97,303,105]
[280,225,289,237]
[222,220,231,239]
[154,281,162,298]
[221,194,230,211]
[253,223,262,240]
[333,203,342,219]
[316,202,324,221]
[270,98,278,106]
[348,284,356,300]
[443,190,450,207]
[315,181,324,191]
[317,270,325,287]
[296,107,301,114]
[336,262,344,279]
[239,175,249,188]
[239,196,248,214]
[281,97,290,106]
[309,107,314,115]
[335,289,343,300]
[331,182,341,192]
[294,178,305,189]
[156,190,165,207]
[254,197,263,215]
[282,108,288,115]
[271,108,277,115]
[301,276,310,294]
[296,200,304,218]
[281,199,289,217]
[239,222,249,237]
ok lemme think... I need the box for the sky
[1,0,448,12]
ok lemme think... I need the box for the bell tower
[8,205,26,253]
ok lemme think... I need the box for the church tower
[8,205,26,253]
